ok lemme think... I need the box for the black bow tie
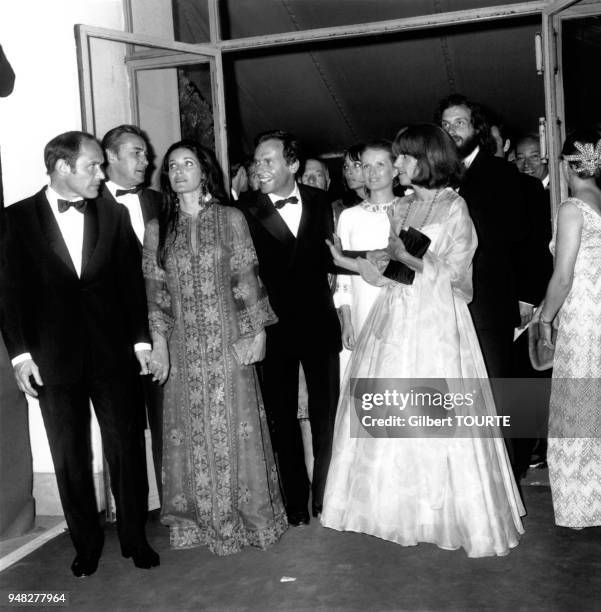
[57,199,87,213]
[115,187,141,197]
[274,196,298,209]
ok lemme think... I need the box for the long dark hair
[157,140,228,268]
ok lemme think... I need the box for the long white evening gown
[321,188,525,557]
[335,200,397,378]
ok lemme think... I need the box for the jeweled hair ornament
[563,139,601,175]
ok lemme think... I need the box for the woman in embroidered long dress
[538,129,601,529]
[321,124,524,557]
[335,141,400,379]
[143,140,287,555]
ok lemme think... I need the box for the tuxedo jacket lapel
[35,191,78,277]
[249,193,296,251]
[81,200,99,276]
[139,190,155,225]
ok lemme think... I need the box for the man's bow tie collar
[274,196,299,210]
[57,199,87,213]
[115,186,141,197]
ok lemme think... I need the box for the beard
[456,131,480,159]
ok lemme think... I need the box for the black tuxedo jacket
[459,151,529,330]
[515,174,553,305]
[0,188,150,385]
[99,183,161,249]
[240,185,341,353]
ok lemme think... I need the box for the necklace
[398,188,444,230]
[361,197,398,213]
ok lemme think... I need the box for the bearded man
[436,95,530,382]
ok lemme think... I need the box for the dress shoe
[312,504,322,518]
[71,555,99,578]
[287,512,310,526]
[123,545,160,569]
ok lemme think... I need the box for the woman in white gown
[321,124,525,557]
[335,141,400,378]
[537,129,601,528]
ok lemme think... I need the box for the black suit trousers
[38,370,149,558]
[141,376,163,503]
[259,327,339,516]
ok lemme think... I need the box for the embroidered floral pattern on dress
[143,207,287,555]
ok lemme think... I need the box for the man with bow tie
[0,131,159,576]
[240,130,341,526]
[99,124,163,502]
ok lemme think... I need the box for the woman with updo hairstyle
[334,140,401,378]
[537,127,601,529]
[322,124,525,557]
[142,140,287,554]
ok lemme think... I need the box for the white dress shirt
[11,185,150,367]
[46,185,85,277]
[463,146,480,169]
[105,180,145,244]
[268,183,302,237]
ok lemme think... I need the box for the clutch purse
[528,319,557,371]
[383,226,431,285]
[340,227,431,285]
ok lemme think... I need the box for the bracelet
[539,314,552,324]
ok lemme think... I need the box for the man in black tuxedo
[437,96,537,479]
[0,131,159,576]
[437,95,529,379]
[512,134,553,479]
[100,124,163,501]
[240,130,341,525]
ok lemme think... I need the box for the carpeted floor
[0,486,599,611]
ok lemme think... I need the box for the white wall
[0,0,178,515]
[0,0,125,204]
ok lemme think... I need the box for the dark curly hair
[434,94,490,148]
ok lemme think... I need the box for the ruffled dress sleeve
[142,219,175,338]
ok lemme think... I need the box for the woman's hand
[240,329,266,365]
[387,227,408,262]
[538,319,555,349]
[342,320,356,350]
[366,249,390,272]
[149,341,170,384]
[326,235,359,272]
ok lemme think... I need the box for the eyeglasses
[441,118,471,131]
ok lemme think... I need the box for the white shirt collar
[267,183,301,206]
[105,179,140,198]
[542,174,550,189]
[463,145,480,169]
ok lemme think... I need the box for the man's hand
[14,359,43,398]
[135,349,152,376]
[148,343,170,384]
